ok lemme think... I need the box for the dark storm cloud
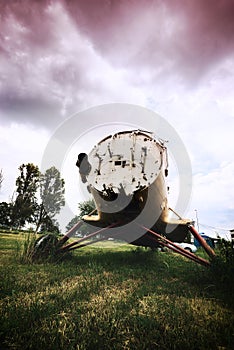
[0,0,96,127]
[0,0,61,127]
[64,0,234,82]
[0,0,234,128]
[170,0,234,80]
[0,88,64,128]
[0,0,54,51]
[2,0,234,76]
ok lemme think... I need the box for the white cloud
[187,161,234,228]
[0,123,50,201]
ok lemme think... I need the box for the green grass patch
[0,233,234,349]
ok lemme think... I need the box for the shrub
[210,239,234,286]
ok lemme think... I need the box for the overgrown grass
[0,233,234,349]
[209,240,234,284]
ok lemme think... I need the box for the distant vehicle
[174,242,197,253]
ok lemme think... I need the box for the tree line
[0,164,65,233]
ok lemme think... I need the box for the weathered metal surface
[77,129,192,244]
[51,129,215,267]
[58,221,84,247]
[188,224,216,258]
[58,222,119,253]
[138,224,211,267]
[87,130,167,195]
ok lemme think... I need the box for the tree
[66,199,95,235]
[0,202,12,228]
[39,215,60,234]
[11,163,40,228]
[78,199,95,218]
[35,166,65,232]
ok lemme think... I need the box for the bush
[210,239,234,286]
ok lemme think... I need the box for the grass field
[0,233,234,349]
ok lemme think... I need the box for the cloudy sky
[0,0,234,237]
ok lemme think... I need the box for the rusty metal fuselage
[76,130,192,248]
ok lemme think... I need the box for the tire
[184,247,192,253]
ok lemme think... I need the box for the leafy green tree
[78,199,95,218]
[66,199,95,236]
[11,163,40,228]
[0,202,12,227]
[35,166,65,232]
[39,215,60,234]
